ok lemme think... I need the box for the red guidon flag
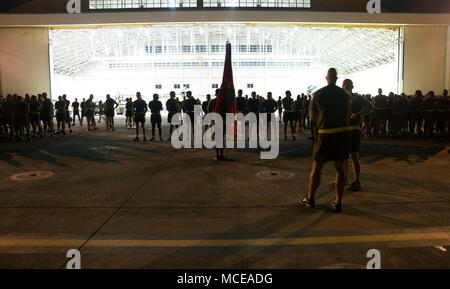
[215,42,237,135]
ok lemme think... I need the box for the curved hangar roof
[50,24,399,76]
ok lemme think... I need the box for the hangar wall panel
[403,26,447,95]
[0,28,51,97]
[446,26,450,89]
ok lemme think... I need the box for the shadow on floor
[0,134,159,168]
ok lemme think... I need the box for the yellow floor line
[0,232,449,248]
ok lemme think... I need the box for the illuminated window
[239,45,247,52]
[182,46,191,53]
[250,45,260,53]
[195,45,207,53]
[89,0,197,9]
[167,46,179,53]
[203,0,311,8]
[88,0,310,9]
[211,45,226,53]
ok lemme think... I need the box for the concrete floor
[0,117,449,269]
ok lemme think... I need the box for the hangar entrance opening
[49,24,401,102]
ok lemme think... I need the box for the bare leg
[66,118,72,132]
[343,158,350,186]
[25,122,31,138]
[158,123,162,140]
[43,122,48,137]
[168,125,173,141]
[350,152,360,184]
[37,121,43,137]
[31,122,37,137]
[141,123,146,139]
[307,161,324,200]
[290,121,296,139]
[284,122,288,139]
[334,161,345,204]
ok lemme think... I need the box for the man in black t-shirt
[148,94,163,142]
[299,68,350,213]
[202,94,212,132]
[62,95,72,133]
[133,92,148,141]
[236,90,247,114]
[374,88,388,138]
[277,97,283,123]
[247,92,261,115]
[409,90,424,138]
[182,91,197,127]
[235,90,248,139]
[72,98,80,126]
[85,95,97,131]
[80,98,86,127]
[295,95,304,134]
[207,90,218,114]
[14,95,30,141]
[104,94,118,130]
[282,91,296,140]
[41,93,54,137]
[342,79,373,193]
[55,96,67,135]
[262,92,277,136]
[29,95,43,138]
[202,95,211,115]
[392,93,409,137]
[423,91,436,138]
[125,98,134,128]
[247,91,261,138]
[166,91,179,141]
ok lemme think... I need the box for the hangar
[0,0,449,100]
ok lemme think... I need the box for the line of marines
[1,88,449,142]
